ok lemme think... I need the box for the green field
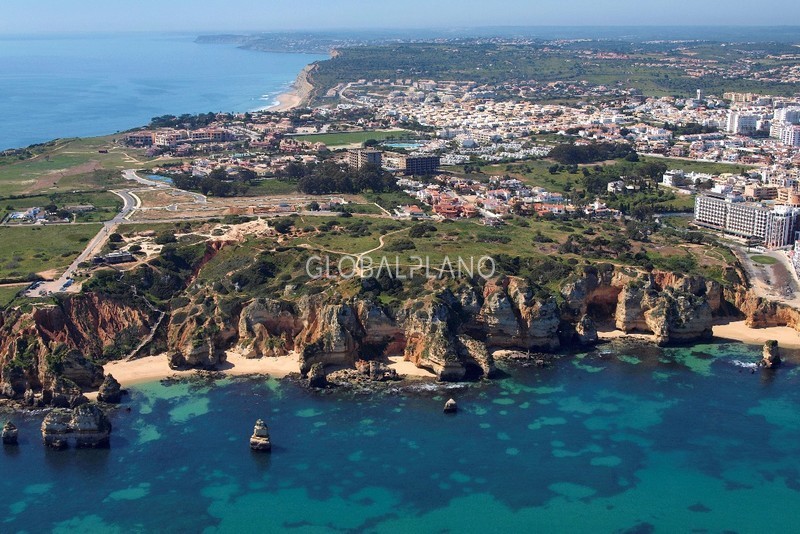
[0,136,153,196]
[0,285,24,309]
[292,130,415,147]
[640,157,755,176]
[751,255,778,265]
[248,179,300,196]
[0,224,102,282]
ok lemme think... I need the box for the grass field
[0,285,24,309]
[0,224,102,282]
[248,179,300,196]
[0,135,153,196]
[292,130,414,147]
[640,156,755,176]
[751,255,779,265]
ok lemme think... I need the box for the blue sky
[2,0,799,33]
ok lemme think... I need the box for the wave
[731,360,758,369]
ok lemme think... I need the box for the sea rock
[307,362,328,388]
[443,398,458,414]
[45,377,89,408]
[355,360,400,382]
[574,314,599,346]
[249,419,271,452]
[97,374,122,404]
[761,340,781,368]
[41,404,112,449]
[2,422,18,445]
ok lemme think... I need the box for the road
[25,170,149,297]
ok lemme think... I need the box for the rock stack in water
[250,419,272,452]
[2,422,18,445]
[97,374,123,404]
[41,404,112,449]
[307,363,329,388]
[443,398,458,414]
[762,340,781,368]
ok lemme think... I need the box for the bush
[155,233,177,245]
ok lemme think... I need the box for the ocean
[0,33,325,151]
[2,340,800,532]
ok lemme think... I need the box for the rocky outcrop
[476,279,561,351]
[167,290,239,370]
[97,374,122,404]
[761,340,781,368]
[41,404,111,449]
[249,419,271,452]
[443,399,458,414]
[614,275,713,345]
[2,422,18,445]
[237,299,303,358]
[307,362,328,388]
[403,300,465,381]
[574,314,599,346]
[355,360,400,381]
[297,302,364,376]
[0,293,152,405]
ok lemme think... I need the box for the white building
[780,125,800,147]
[694,194,799,248]
[726,112,759,135]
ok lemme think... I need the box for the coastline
[84,321,800,399]
[266,63,315,112]
[85,349,436,400]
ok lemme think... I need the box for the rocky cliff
[0,294,156,405]
[3,258,795,391]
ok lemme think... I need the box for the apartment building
[347,148,383,169]
[401,155,441,176]
[726,112,759,135]
[694,194,799,248]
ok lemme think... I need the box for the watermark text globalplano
[306,255,496,281]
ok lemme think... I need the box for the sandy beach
[712,320,800,348]
[267,64,315,112]
[85,349,434,399]
[599,320,800,348]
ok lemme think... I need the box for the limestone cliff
[0,294,155,404]
[167,289,240,369]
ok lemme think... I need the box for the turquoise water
[0,33,325,150]
[3,340,800,532]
